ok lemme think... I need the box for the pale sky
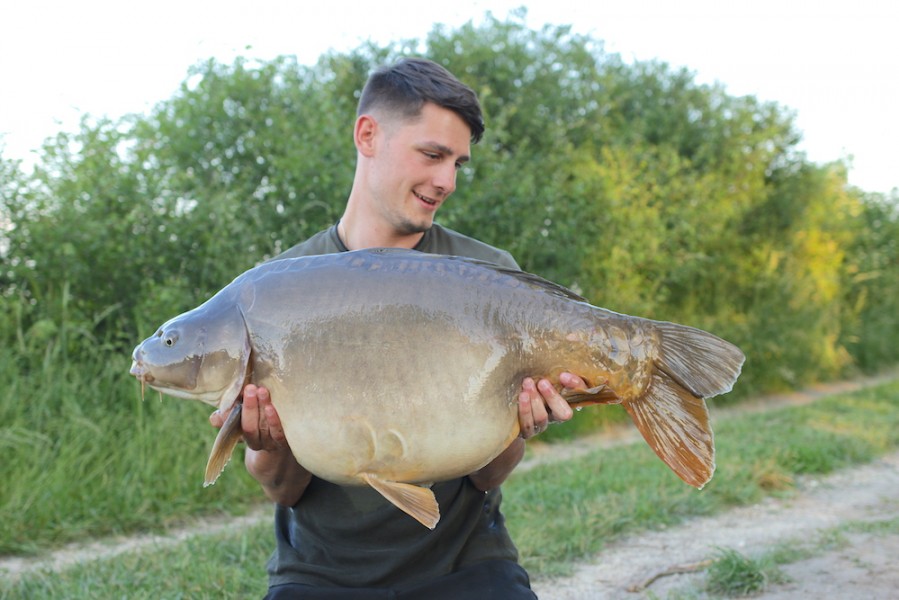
[1,0,897,193]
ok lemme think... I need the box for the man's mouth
[413,190,438,207]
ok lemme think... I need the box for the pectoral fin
[361,473,440,529]
[204,401,243,487]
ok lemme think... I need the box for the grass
[1,521,273,600]
[2,377,898,598]
[694,516,899,597]
[0,351,264,556]
[704,547,784,596]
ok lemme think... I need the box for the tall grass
[0,348,263,555]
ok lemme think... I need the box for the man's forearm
[246,446,313,506]
[468,437,525,492]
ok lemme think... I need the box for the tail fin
[624,323,745,489]
[624,369,716,487]
[653,321,745,398]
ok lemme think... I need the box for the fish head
[130,301,250,410]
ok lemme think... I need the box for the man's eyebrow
[423,141,470,163]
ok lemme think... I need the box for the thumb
[209,409,224,428]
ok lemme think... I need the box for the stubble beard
[394,216,433,237]
[392,197,436,237]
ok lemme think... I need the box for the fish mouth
[130,360,154,400]
[129,360,154,383]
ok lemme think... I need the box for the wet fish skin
[130,248,745,528]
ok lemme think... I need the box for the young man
[211,57,584,599]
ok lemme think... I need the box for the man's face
[368,102,472,235]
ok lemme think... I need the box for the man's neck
[337,215,425,251]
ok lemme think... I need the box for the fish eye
[164,332,178,347]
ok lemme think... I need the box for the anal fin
[361,473,440,529]
[561,383,620,409]
[204,401,243,487]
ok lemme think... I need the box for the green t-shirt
[266,223,523,589]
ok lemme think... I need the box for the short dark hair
[357,58,485,143]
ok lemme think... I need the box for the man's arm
[468,372,583,492]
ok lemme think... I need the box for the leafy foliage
[3,13,897,383]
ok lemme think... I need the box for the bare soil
[4,371,898,599]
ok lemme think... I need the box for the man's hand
[470,372,586,491]
[518,372,585,439]
[209,384,311,506]
[209,384,289,451]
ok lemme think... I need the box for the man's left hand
[518,372,585,439]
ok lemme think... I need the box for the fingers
[559,371,587,391]
[241,385,286,451]
[241,384,262,448]
[540,377,574,423]
[518,377,548,439]
[208,394,240,428]
[518,374,579,440]
[259,390,287,446]
[209,409,225,428]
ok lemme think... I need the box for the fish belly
[262,307,525,486]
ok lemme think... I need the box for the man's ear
[354,114,378,157]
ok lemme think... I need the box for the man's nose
[433,163,457,197]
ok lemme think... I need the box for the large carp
[130,248,744,528]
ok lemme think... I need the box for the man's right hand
[209,384,289,451]
[209,384,312,506]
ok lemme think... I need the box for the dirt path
[3,370,898,596]
[531,450,899,599]
[0,508,274,581]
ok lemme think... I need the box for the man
[211,57,584,599]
